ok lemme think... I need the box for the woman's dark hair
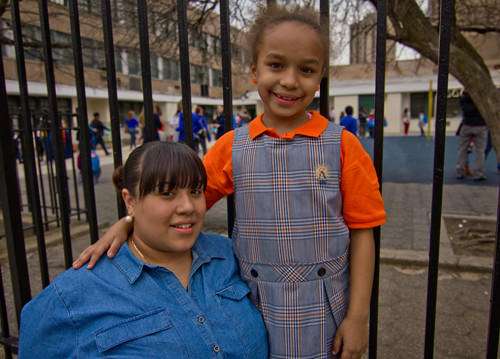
[247,5,329,72]
[112,142,207,198]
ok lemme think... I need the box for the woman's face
[124,187,206,256]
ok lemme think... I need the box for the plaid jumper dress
[232,122,350,358]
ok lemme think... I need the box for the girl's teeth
[175,224,192,229]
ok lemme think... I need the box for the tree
[332,0,500,163]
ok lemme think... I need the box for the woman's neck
[262,111,309,134]
[128,234,192,288]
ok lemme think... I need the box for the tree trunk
[376,0,500,164]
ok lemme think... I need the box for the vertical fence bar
[424,1,454,358]
[369,1,386,358]
[219,0,235,237]
[101,0,125,219]
[38,0,73,267]
[66,115,81,221]
[486,190,500,358]
[176,0,194,149]
[0,265,13,358]
[319,0,329,118]
[68,0,99,244]
[11,0,50,287]
[137,0,155,143]
[0,53,31,322]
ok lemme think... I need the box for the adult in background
[125,110,139,149]
[418,111,427,137]
[19,142,268,358]
[215,105,236,140]
[402,108,410,136]
[194,106,211,155]
[358,107,367,138]
[456,91,488,181]
[152,104,163,141]
[340,105,358,136]
[90,112,110,155]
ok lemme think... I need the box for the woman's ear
[122,189,136,215]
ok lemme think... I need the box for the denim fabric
[19,233,268,358]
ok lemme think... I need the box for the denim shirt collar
[112,233,228,284]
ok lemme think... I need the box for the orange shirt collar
[248,111,328,140]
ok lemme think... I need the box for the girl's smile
[252,21,325,132]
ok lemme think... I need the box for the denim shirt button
[213,344,221,353]
[250,269,258,278]
[197,315,205,324]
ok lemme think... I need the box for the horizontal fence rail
[0,1,498,358]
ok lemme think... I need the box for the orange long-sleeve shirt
[203,111,386,229]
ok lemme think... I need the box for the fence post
[68,0,99,244]
[369,1,387,358]
[176,0,194,149]
[319,0,329,118]
[38,0,73,267]
[424,0,454,357]
[486,188,500,358]
[10,0,50,287]
[218,0,236,237]
[101,0,126,219]
[0,52,31,323]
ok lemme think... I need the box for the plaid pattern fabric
[232,123,350,358]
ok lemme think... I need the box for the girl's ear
[251,64,257,85]
[122,189,136,215]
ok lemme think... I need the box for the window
[163,58,179,80]
[211,35,220,56]
[410,92,436,118]
[79,0,101,16]
[358,95,375,114]
[128,50,141,76]
[191,64,208,85]
[0,20,14,59]
[190,29,207,52]
[150,54,159,79]
[82,38,105,69]
[51,31,72,65]
[212,68,222,87]
[23,25,42,61]
[114,48,123,73]
[50,0,67,5]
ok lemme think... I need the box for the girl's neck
[128,234,192,288]
[262,111,309,134]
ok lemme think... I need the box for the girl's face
[124,186,206,258]
[252,21,325,125]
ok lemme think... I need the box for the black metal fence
[0,0,498,358]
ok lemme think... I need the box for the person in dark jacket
[90,112,110,155]
[455,91,488,180]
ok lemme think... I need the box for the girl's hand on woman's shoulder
[72,218,131,269]
[332,315,368,359]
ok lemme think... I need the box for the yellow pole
[427,80,433,138]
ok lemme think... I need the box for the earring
[251,78,257,84]
[124,215,133,223]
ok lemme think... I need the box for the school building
[1,0,256,131]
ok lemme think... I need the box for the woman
[19,142,268,358]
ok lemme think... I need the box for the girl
[74,6,385,358]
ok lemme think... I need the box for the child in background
[73,5,385,358]
[77,131,101,184]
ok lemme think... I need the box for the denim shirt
[19,233,268,358]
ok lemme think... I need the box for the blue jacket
[177,112,204,142]
[19,233,268,358]
[340,115,358,136]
